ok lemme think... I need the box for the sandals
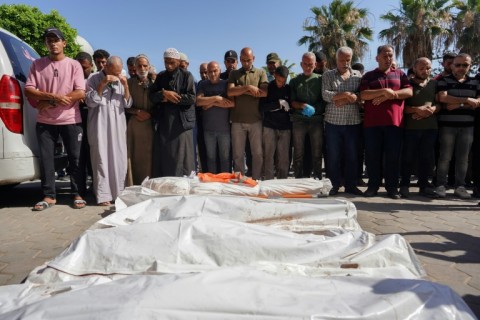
[33,200,55,211]
[98,201,111,206]
[73,198,87,209]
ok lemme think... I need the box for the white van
[0,27,65,186]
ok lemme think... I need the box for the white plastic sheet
[105,195,360,233]
[47,216,424,278]
[0,195,476,319]
[0,268,476,320]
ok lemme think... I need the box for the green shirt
[228,66,268,123]
[404,79,438,130]
[289,73,324,122]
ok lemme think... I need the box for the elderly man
[227,47,268,179]
[289,52,325,179]
[86,56,132,206]
[25,27,87,211]
[360,45,413,199]
[149,48,196,177]
[197,61,235,173]
[435,53,480,199]
[400,57,438,198]
[322,47,363,196]
[126,54,154,186]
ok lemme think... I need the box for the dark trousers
[364,125,403,192]
[400,129,437,189]
[36,123,83,199]
[325,122,361,189]
[77,108,92,196]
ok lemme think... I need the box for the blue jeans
[36,123,83,199]
[204,130,231,174]
[400,129,437,188]
[325,122,361,189]
[292,120,323,179]
[436,126,474,187]
[364,125,403,192]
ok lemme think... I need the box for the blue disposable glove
[301,104,315,117]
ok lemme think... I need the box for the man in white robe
[86,56,132,205]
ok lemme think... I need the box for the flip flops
[98,201,111,206]
[33,200,55,211]
[73,199,87,209]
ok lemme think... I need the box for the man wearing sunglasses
[435,53,480,199]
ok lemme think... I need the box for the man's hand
[37,100,54,112]
[163,90,181,104]
[135,109,151,122]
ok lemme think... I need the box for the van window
[0,31,39,83]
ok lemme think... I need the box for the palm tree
[453,0,480,64]
[379,0,454,69]
[297,0,373,67]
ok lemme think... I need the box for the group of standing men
[26,27,480,211]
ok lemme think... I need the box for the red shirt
[360,68,411,128]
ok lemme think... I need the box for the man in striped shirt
[435,53,480,199]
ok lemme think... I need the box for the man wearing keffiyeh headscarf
[149,48,196,177]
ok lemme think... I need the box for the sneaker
[399,186,410,198]
[419,186,439,198]
[454,186,471,199]
[435,185,447,198]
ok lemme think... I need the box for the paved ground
[0,181,479,317]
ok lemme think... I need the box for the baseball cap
[43,27,65,40]
[224,50,238,61]
[266,52,280,64]
[275,65,289,78]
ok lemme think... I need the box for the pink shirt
[26,57,85,125]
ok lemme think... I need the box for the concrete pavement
[0,181,478,317]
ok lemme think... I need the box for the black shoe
[363,188,378,197]
[472,187,480,199]
[387,191,401,200]
[345,187,363,196]
[357,179,367,187]
[419,186,439,198]
[329,187,339,196]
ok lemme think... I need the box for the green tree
[297,0,373,67]
[453,0,480,64]
[379,0,454,69]
[0,4,80,57]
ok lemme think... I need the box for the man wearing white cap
[179,52,189,70]
[149,48,196,177]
